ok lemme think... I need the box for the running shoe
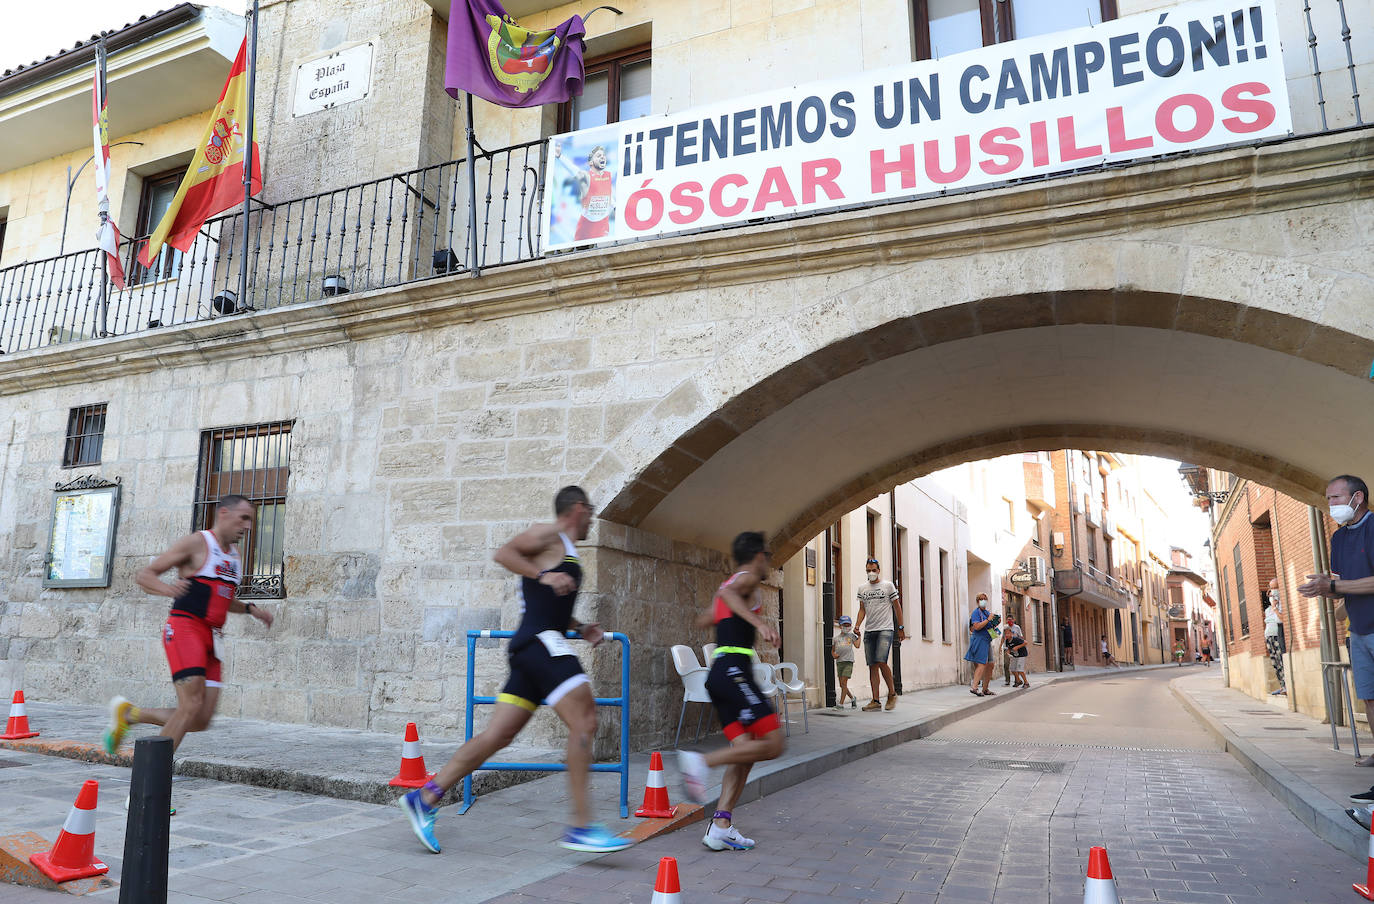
[703,822,755,851]
[397,788,441,853]
[677,749,709,804]
[103,696,134,756]
[1351,788,1374,804]
[559,823,633,853]
[1349,806,1372,831]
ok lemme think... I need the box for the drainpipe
[890,490,903,694]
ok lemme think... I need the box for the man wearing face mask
[853,558,906,711]
[1300,475,1374,765]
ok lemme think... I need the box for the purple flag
[445,0,586,107]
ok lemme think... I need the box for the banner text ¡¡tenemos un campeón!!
[542,0,1290,252]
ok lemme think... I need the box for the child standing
[832,615,859,709]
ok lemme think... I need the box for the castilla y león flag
[445,0,586,107]
[139,38,262,268]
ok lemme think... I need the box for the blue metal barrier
[459,629,631,817]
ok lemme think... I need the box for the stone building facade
[0,0,1371,752]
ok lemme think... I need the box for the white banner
[543,0,1290,252]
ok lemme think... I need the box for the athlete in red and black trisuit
[104,495,274,758]
[573,145,612,240]
[677,531,785,852]
[397,486,633,856]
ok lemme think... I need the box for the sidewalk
[1170,669,1371,862]
[0,663,1162,903]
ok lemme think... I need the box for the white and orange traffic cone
[29,780,108,883]
[1083,846,1121,904]
[650,856,682,904]
[388,722,435,788]
[634,751,678,819]
[1355,812,1374,899]
[1,690,39,740]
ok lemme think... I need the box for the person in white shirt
[1264,578,1286,696]
[853,558,906,711]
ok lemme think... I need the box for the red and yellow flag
[138,38,262,268]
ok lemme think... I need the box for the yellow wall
[0,112,210,268]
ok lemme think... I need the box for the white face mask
[866,571,879,583]
[1331,493,1362,525]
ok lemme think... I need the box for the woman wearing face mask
[1300,475,1374,765]
[1263,580,1286,696]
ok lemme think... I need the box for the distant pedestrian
[965,593,997,696]
[1100,635,1116,668]
[1173,639,1186,665]
[832,615,859,709]
[1061,619,1074,667]
[1264,579,1286,695]
[1003,615,1030,688]
[1199,635,1212,666]
[853,558,906,711]
[1301,475,1374,765]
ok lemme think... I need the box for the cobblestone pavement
[485,670,1357,904]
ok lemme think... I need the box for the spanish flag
[138,38,262,268]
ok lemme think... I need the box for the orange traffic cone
[30,780,108,883]
[1355,811,1374,899]
[650,856,682,904]
[1083,846,1121,904]
[1,690,39,740]
[388,722,435,788]
[634,751,678,818]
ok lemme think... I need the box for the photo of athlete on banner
[546,131,619,247]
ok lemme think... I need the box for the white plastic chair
[702,642,718,663]
[774,661,809,735]
[751,661,788,734]
[672,645,712,747]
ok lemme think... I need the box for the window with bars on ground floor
[63,403,107,467]
[193,421,292,599]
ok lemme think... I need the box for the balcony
[1024,458,1055,513]
[1054,559,1136,610]
[0,4,1368,356]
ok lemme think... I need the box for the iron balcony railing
[0,4,1366,356]
[0,138,545,355]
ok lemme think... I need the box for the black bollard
[119,736,173,904]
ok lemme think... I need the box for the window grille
[193,420,292,599]
[63,403,107,467]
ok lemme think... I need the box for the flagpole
[238,0,260,312]
[464,93,480,278]
[96,38,110,338]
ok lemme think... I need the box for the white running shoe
[702,822,755,851]
[677,750,709,804]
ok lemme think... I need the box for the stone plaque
[293,42,373,118]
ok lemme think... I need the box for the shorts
[163,614,223,686]
[863,629,894,665]
[836,660,854,679]
[1349,631,1374,700]
[705,654,779,741]
[499,639,589,712]
[1010,655,1028,673]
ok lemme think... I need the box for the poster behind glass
[44,484,121,588]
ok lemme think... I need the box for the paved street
[489,669,1354,904]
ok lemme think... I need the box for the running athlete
[572,145,613,240]
[398,486,631,855]
[678,531,785,852]
[104,495,273,756]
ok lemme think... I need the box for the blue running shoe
[559,823,633,853]
[397,788,440,853]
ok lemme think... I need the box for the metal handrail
[459,629,631,818]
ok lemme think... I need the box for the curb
[1169,676,1364,863]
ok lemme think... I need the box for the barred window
[63,403,107,467]
[193,421,292,599]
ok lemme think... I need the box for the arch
[595,284,1374,558]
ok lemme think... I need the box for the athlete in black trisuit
[677,531,785,851]
[398,486,632,854]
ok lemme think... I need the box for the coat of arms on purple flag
[445,0,586,107]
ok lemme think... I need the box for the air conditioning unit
[1025,556,1046,586]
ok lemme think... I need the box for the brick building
[1203,473,1337,722]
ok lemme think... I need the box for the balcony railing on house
[0,4,1367,357]
[0,139,545,354]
